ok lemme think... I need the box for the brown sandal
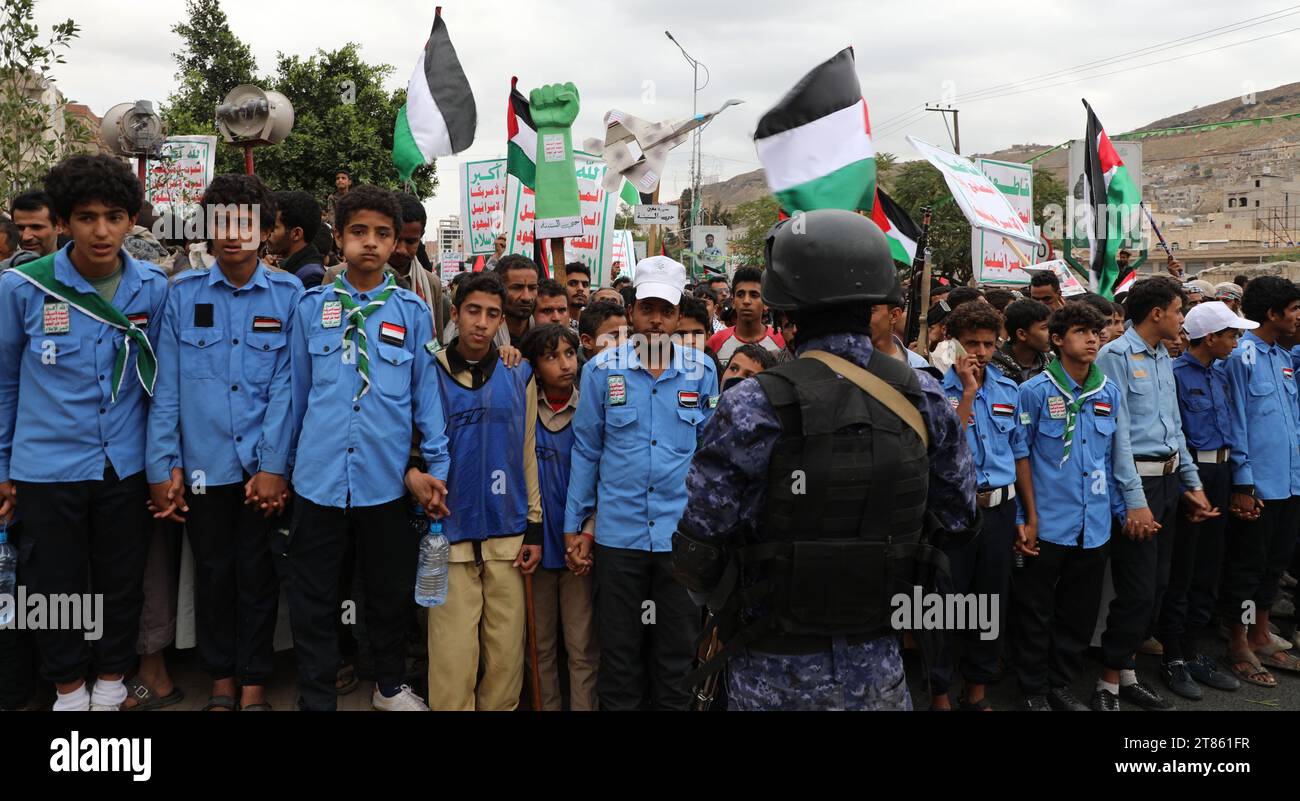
[1225,652,1276,688]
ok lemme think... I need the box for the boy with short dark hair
[706,266,785,366]
[0,154,169,711]
[268,190,324,288]
[425,270,543,711]
[533,278,570,327]
[147,173,301,711]
[992,298,1052,384]
[563,261,591,322]
[720,342,775,389]
[1012,303,1123,712]
[288,184,450,712]
[577,299,628,361]
[675,296,711,354]
[520,322,599,710]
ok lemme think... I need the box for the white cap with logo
[632,255,687,305]
[1183,300,1259,340]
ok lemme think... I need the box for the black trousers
[593,544,700,711]
[186,481,280,684]
[286,496,416,711]
[1101,473,1180,670]
[931,498,1016,694]
[1012,538,1108,695]
[14,469,150,683]
[1221,495,1300,620]
[0,522,43,709]
[1156,462,1231,661]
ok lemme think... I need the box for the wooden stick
[550,239,566,286]
[645,187,661,261]
[917,248,934,354]
[524,572,542,711]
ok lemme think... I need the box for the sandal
[239,702,273,711]
[1225,652,1276,688]
[958,696,993,711]
[336,664,359,696]
[1254,644,1300,674]
[202,695,237,711]
[122,678,185,712]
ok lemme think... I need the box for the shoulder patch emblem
[1019,411,1031,425]
[424,339,441,355]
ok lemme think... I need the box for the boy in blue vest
[287,185,450,712]
[424,270,543,711]
[0,154,169,711]
[521,322,599,710]
[146,173,303,711]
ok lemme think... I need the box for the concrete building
[436,216,463,257]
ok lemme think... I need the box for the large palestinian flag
[392,9,477,182]
[507,76,537,190]
[872,188,920,264]
[1081,100,1141,299]
[754,47,875,215]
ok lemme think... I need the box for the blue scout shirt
[1015,369,1124,548]
[1096,326,1200,511]
[564,339,719,551]
[942,364,1025,490]
[146,263,302,486]
[1171,351,1233,453]
[1224,332,1300,500]
[0,244,168,483]
[289,273,450,508]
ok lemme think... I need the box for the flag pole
[904,206,932,347]
[1140,202,1175,260]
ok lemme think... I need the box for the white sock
[53,684,90,712]
[1096,679,1119,695]
[1119,669,1139,687]
[90,677,127,708]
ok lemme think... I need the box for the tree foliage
[730,195,780,267]
[890,160,972,283]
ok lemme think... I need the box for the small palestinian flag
[507,76,537,190]
[1082,99,1141,300]
[873,188,921,264]
[393,8,477,182]
[754,47,875,215]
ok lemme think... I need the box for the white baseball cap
[1183,300,1258,340]
[632,256,687,305]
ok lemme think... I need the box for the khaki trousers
[532,568,599,711]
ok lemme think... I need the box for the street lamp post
[666,30,708,279]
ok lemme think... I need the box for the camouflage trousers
[725,634,912,711]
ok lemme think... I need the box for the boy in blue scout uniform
[1156,301,1255,699]
[145,174,303,711]
[0,155,169,711]
[423,270,542,711]
[287,186,450,712]
[1011,303,1124,712]
[1095,276,1217,711]
[563,256,718,711]
[1221,276,1300,684]
[934,302,1032,711]
[521,322,600,711]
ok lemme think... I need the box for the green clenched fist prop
[530,82,582,236]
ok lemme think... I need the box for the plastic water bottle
[414,521,449,608]
[0,524,16,627]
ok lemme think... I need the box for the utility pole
[926,104,960,155]
[666,30,709,266]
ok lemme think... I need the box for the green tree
[730,195,779,266]
[1033,167,1066,244]
[162,0,435,201]
[876,151,898,192]
[0,0,87,208]
[890,160,972,283]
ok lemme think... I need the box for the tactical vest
[705,350,937,659]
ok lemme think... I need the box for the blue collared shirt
[289,274,450,508]
[1224,332,1300,500]
[1171,351,1234,453]
[1016,369,1124,548]
[942,365,1025,490]
[0,244,168,483]
[680,333,978,558]
[564,339,719,551]
[1097,327,1200,510]
[146,263,303,486]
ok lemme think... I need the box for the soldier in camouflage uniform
[672,209,978,711]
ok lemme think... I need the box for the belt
[977,484,1016,509]
[1196,448,1230,465]
[1135,453,1179,477]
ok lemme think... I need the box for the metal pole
[952,109,960,156]
[244,145,255,176]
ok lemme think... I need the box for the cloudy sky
[32,0,1300,226]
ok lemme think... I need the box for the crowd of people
[0,153,1297,712]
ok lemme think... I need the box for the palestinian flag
[1082,100,1141,299]
[754,47,875,215]
[507,76,537,189]
[872,188,920,264]
[392,9,477,182]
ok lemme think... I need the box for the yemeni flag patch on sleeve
[379,321,407,346]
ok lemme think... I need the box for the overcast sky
[32,0,1300,228]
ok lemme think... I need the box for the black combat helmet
[761,208,897,311]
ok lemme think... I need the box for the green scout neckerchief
[1044,358,1107,467]
[334,273,398,401]
[12,253,155,402]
